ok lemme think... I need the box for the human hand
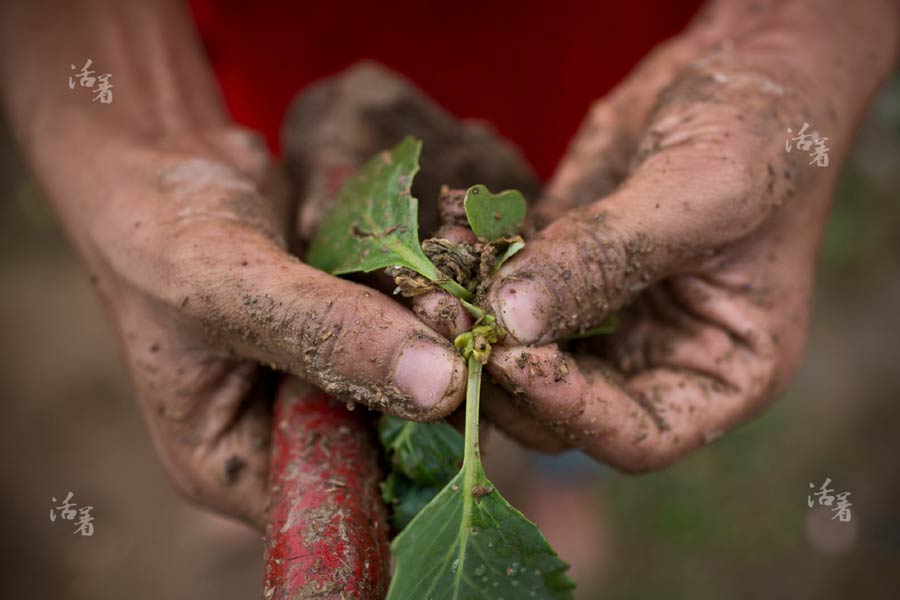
[415,0,899,469]
[0,0,466,530]
[38,128,466,528]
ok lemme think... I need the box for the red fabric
[187,0,702,179]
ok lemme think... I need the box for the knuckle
[638,56,824,208]
[728,324,784,411]
[212,127,273,179]
[757,325,799,405]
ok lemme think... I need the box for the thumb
[180,225,467,420]
[489,4,789,344]
[487,78,783,345]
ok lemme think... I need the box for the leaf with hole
[306,137,438,277]
[307,136,471,298]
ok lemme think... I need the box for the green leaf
[379,415,464,488]
[386,359,575,600]
[379,416,464,530]
[307,136,473,300]
[494,238,525,272]
[307,137,439,281]
[464,185,527,241]
[381,472,442,531]
[304,140,571,597]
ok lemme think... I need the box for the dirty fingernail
[494,279,551,344]
[392,337,461,411]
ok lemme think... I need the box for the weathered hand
[49,129,466,527]
[1,0,470,531]
[480,1,898,470]
[415,0,898,469]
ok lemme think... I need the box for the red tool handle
[263,378,389,599]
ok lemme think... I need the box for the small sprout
[310,138,582,600]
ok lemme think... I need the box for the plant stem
[459,299,484,320]
[439,279,474,302]
[462,355,483,474]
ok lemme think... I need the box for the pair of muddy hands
[34,1,894,530]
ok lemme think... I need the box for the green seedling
[309,137,577,599]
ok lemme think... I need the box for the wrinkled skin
[1,0,466,529]
[99,132,471,528]
[2,0,897,531]
[414,0,899,470]
[49,130,467,529]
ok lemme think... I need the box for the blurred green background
[1,76,897,599]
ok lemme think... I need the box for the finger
[487,157,822,472]
[116,297,275,528]
[410,187,568,453]
[412,291,473,340]
[486,320,774,473]
[487,56,817,345]
[171,224,467,421]
[411,187,476,338]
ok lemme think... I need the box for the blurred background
[1,73,898,599]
